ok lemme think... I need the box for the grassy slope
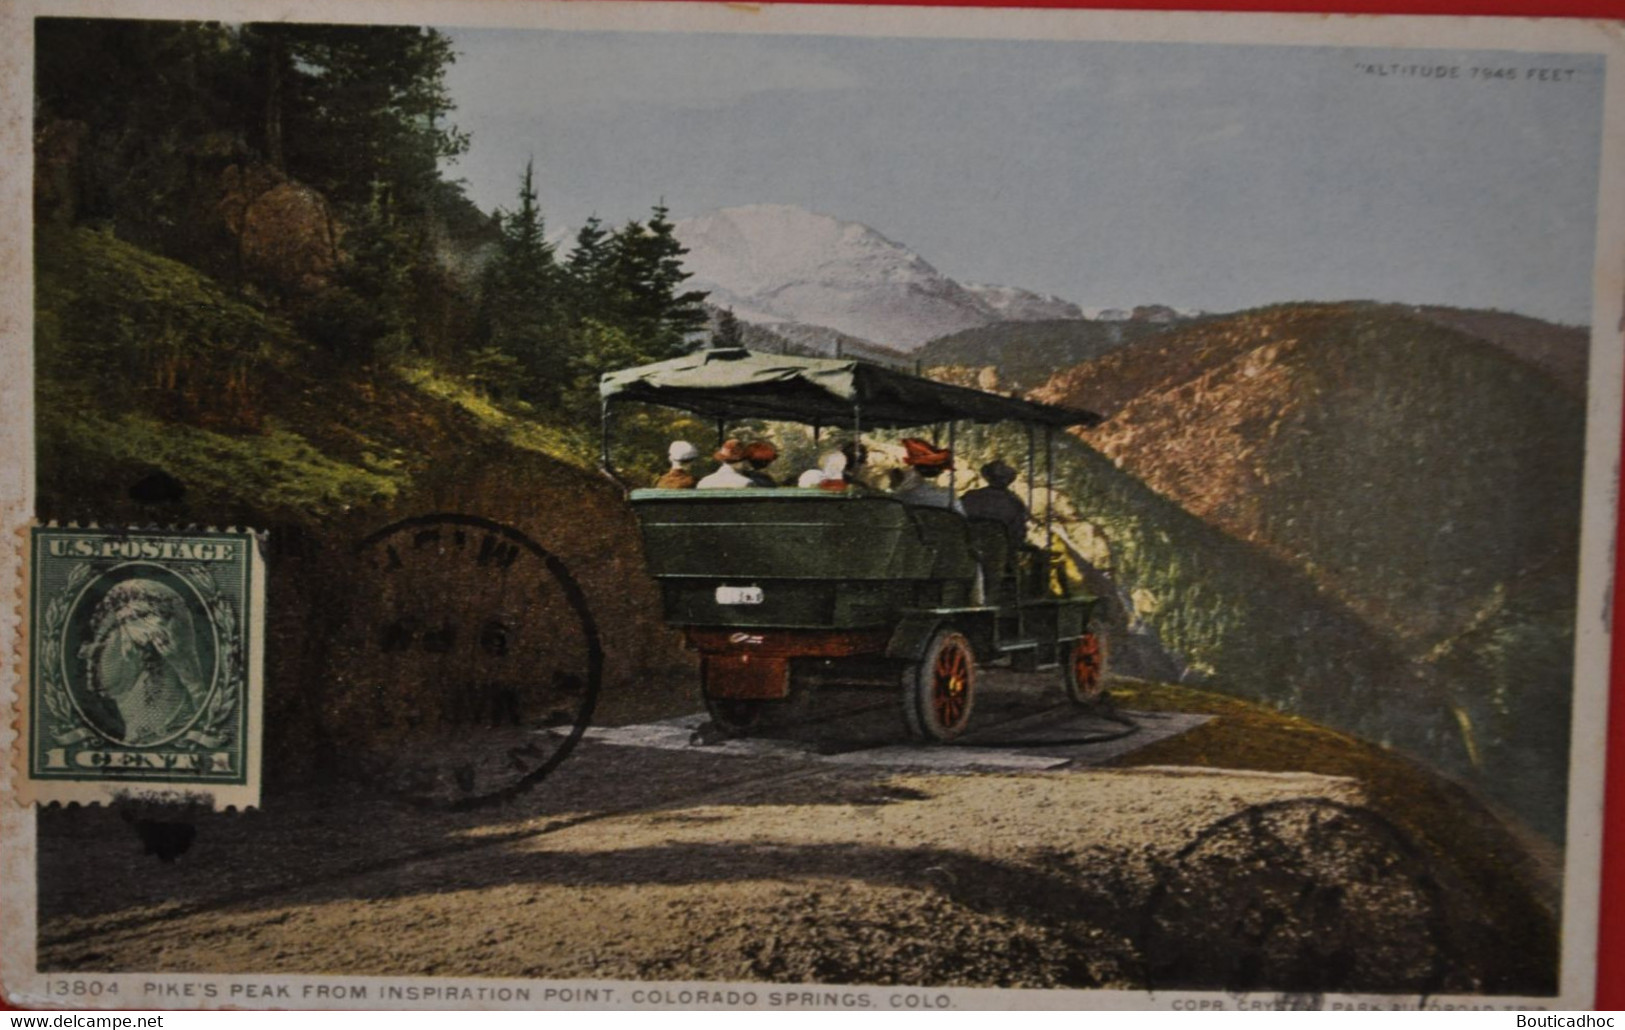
[1031,302,1583,839]
[35,227,693,781]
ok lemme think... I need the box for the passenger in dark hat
[838,441,874,491]
[893,438,963,513]
[961,459,1028,541]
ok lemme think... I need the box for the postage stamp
[18,527,265,809]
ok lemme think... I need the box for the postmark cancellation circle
[333,514,603,809]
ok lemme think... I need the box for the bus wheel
[704,696,764,737]
[903,630,975,742]
[1062,632,1108,704]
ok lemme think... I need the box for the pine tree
[605,203,709,358]
[645,202,710,344]
[479,160,566,399]
[714,308,743,349]
[565,215,615,324]
[325,181,420,363]
[242,24,469,212]
[500,160,554,280]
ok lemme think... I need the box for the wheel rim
[931,641,972,728]
[1073,633,1103,699]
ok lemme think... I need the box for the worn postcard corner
[2,0,1623,1013]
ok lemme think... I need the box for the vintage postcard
[1,0,1621,1012]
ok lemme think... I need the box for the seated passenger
[799,450,845,489]
[894,438,965,514]
[696,439,755,489]
[961,459,1028,541]
[839,441,877,492]
[655,440,701,489]
[819,450,853,491]
[743,440,779,487]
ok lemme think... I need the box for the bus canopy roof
[599,348,1101,429]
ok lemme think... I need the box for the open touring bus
[600,348,1106,742]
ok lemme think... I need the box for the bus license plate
[716,585,764,605]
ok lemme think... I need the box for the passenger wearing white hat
[798,450,847,488]
[656,440,701,489]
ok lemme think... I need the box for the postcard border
[1,0,1620,1009]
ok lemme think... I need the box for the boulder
[219,164,341,292]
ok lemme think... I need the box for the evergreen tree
[714,308,743,349]
[34,19,249,265]
[605,203,708,357]
[241,24,469,212]
[479,160,566,399]
[645,202,711,343]
[332,182,420,362]
[564,215,616,324]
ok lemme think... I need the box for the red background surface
[4,0,1622,1010]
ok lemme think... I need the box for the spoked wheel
[902,629,976,742]
[1062,631,1108,704]
[704,695,765,737]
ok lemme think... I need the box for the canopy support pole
[1044,425,1055,558]
[1026,424,1036,516]
[948,420,958,496]
[600,398,614,474]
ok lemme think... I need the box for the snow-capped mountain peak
[674,205,1005,350]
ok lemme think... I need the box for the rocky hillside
[1031,301,1586,838]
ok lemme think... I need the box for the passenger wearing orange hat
[697,438,756,489]
[743,440,779,487]
[894,438,964,513]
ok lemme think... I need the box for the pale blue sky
[440,29,1605,325]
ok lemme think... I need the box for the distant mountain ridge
[703,304,913,369]
[1407,305,1588,395]
[961,282,1085,321]
[918,312,1203,390]
[674,204,1095,350]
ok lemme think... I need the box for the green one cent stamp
[23,527,265,808]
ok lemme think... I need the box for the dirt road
[36,677,1559,996]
